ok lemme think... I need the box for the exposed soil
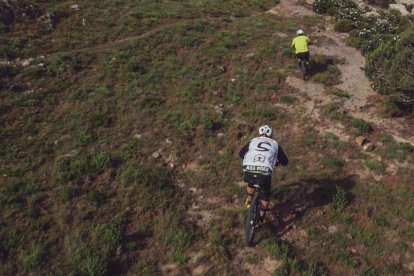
[182,1,414,266]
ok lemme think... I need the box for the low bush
[351,118,371,134]
[314,0,413,110]
[379,100,403,117]
[334,19,354,32]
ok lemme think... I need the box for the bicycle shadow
[308,55,337,76]
[266,175,356,237]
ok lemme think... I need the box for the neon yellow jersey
[291,36,310,54]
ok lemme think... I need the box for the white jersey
[242,137,279,175]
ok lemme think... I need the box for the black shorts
[296,51,309,62]
[244,171,271,201]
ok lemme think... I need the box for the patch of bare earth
[269,0,413,145]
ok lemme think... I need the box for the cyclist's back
[291,29,310,63]
[291,35,310,54]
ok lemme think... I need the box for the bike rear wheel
[245,191,260,247]
[300,59,307,80]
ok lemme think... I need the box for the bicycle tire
[300,60,307,80]
[245,190,260,247]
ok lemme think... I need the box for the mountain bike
[245,184,264,247]
[299,58,309,80]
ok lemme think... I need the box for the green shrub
[330,88,349,98]
[364,160,383,172]
[312,65,341,86]
[259,238,289,259]
[57,158,89,184]
[367,0,393,8]
[337,249,359,268]
[351,118,371,134]
[366,30,414,107]
[334,19,354,32]
[405,208,414,222]
[61,186,80,201]
[22,242,45,272]
[379,100,403,117]
[280,95,295,104]
[93,153,111,172]
[332,185,347,212]
[87,189,106,206]
[313,0,356,14]
[373,215,390,227]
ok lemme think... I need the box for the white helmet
[258,125,273,137]
[296,29,304,35]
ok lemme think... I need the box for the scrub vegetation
[0,0,413,275]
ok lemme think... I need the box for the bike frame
[245,184,262,247]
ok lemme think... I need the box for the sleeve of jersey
[239,142,250,159]
[277,146,289,166]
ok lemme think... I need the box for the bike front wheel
[245,191,260,247]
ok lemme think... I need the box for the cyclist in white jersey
[239,125,288,222]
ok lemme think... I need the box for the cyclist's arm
[239,142,250,158]
[276,146,289,166]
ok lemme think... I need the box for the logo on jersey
[253,154,266,163]
[256,141,271,152]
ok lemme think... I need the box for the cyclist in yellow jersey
[291,29,310,64]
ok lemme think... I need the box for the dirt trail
[268,0,413,145]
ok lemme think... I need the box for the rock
[356,136,367,146]
[355,0,367,9]
[246,52,255,58]
[82,18,87,26]
[214,104,224,115]
[165,138,172,145]
[168,163,175,169]
[231,78,236,82]
[328,225,338,234]
[116,245,122,256]
[189,187,198,193]
[217,132,224,137]
[39,12,56,32]
[396,0,414,6]
[71,4,80,11]
[165,154,176,164]
[58,149,80,159]
[38,63,45,67]
[389,4,410,16]
[133,133,142,139]
[363,11,380,17]
[235,181,245,188]
[20,58,33,67]
[377,141,384,147]
[152,152,160,159]
[403,258,414,272]
[363,143,375,152]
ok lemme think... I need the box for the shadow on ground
[267,174,357,237]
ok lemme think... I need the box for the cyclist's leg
[296,53,302,67]
[244,172,256,206]
[258,174,271,219]
[304,51,310,65]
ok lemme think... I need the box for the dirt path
[268,0,414,145]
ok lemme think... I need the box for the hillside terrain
[1,0,414,275]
